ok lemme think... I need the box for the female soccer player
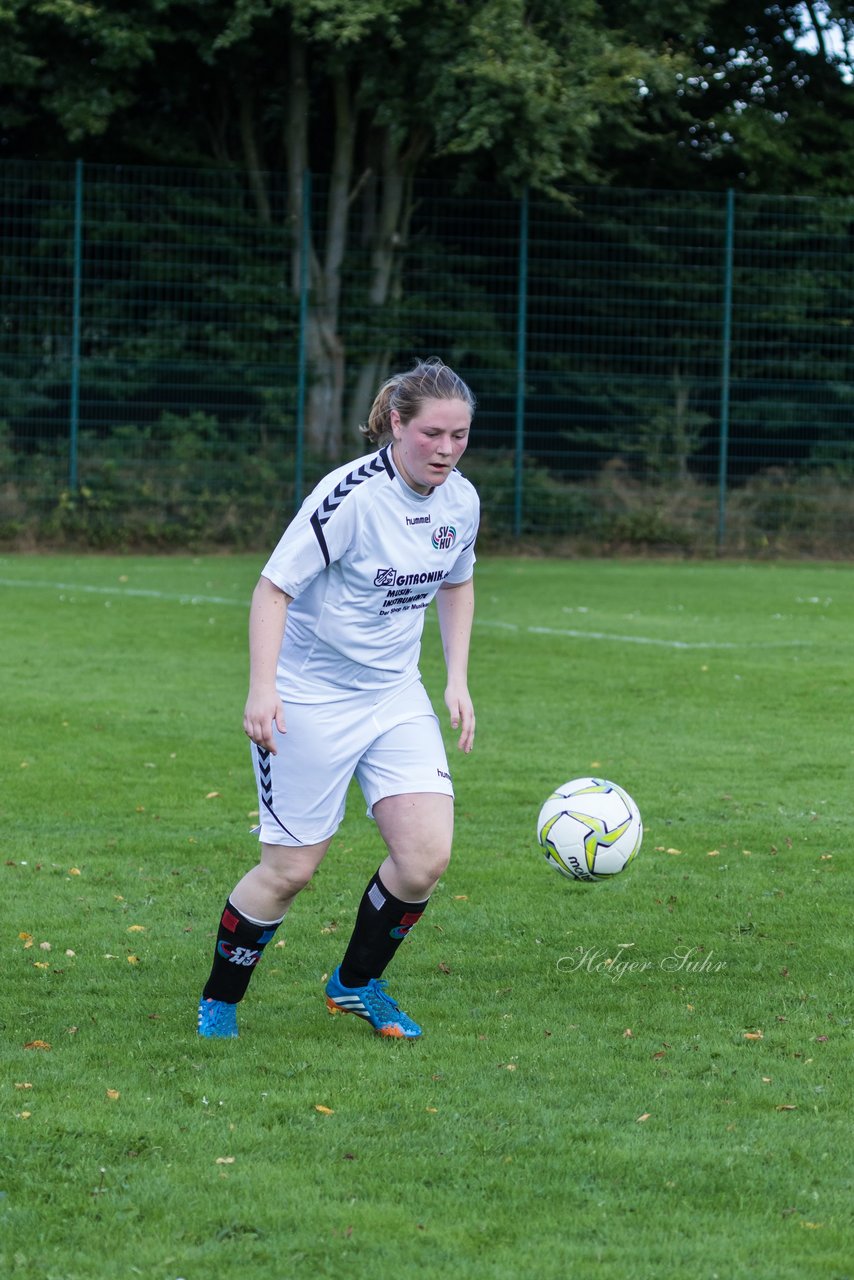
[198,358,479,1039]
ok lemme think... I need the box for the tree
[595,2,854,193]
[0,0,166,151]
[206,0,627,456]
[1,0,732,456]
[3,1,850,462]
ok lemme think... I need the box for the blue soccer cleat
[324,967,422,1039]
[197,997,239,1038]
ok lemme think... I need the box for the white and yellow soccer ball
[537,777,643,882]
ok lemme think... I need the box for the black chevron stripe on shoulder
[308,452,392,566]
[313,453,391,529]
[309,509,331,566]
[378,444,395,478]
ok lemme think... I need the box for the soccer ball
[537,777,643,882]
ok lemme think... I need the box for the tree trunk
[285,49,355,460]
[672,368,690,482]
[239,90,271,225]
[285,34,309,297]
[299,71,356,458]
[345,128,428,439]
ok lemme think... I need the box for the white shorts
[251,678,453,847]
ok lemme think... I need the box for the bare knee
[374,793,454,899]
[421,843,452,888]
[385,841,451,901]
[259,863,313,906]
[257,842,326,905]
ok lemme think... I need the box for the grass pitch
[1,554,851,1280]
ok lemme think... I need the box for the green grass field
[2,554,851,1280]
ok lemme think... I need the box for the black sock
[337,871,429,988]
[202,899,283,1004]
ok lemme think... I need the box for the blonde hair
[361,357,476,445]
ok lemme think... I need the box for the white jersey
[261,444,479,700]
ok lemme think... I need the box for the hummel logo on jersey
[406,515,431,525]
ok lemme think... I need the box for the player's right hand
[243,690,286,753]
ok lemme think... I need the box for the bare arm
[243,575,292,753]
[435,577,476,754]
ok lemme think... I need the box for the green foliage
[726,466,854,554]
[0,0,166,147]
[4,0,850,195]
[2,555,852,1278]
[687,2,854,195]
[462,452,604,539]
[3,2,851,473]
[5,437,854,555]
[0,413,297,550]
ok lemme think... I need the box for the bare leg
[230,838,333,921]
[372,792,454,900]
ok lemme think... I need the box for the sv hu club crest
[431,525,457,550]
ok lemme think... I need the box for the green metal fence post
[513,186,529,538]
[69,158,84,492]
[293,170,311,510]
[717,188,735,552]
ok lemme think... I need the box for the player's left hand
[445,683,475,754]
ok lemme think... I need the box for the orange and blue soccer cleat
[324,967,422,1038]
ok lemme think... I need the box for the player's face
[390,398,471,494]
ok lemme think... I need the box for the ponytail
[361,357,476,445]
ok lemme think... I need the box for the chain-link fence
[2,160,853,552]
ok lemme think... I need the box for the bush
[2,434,854,556]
